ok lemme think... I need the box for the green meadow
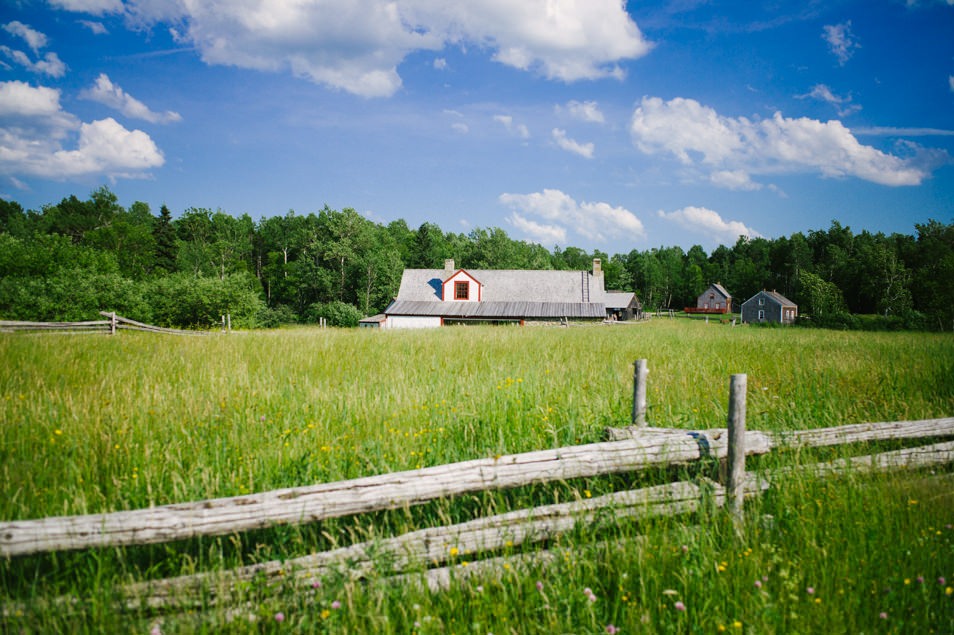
[2,320,953,633]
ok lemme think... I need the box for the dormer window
[455,281,469,300]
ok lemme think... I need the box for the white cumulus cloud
[51,0,651,98]
[3,21,48,54]
[79,20,109,35]
[80,73,182,124]
[47,0,124,15]
[658,206,761,245]
[507,212,567,246]
[552,128,594,158]
[822,22,859,66]
[499,188,644,244]
[630,96,929,187]
[0,80,164,180]
[0,47,67,78]
[559,100,605,124]
[709,170,761,191]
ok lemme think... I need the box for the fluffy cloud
[822,22,859,66]
[552,128,594,158]
[559,100,605,124]
[80,73,182,124]
[499,188,644,244]
[507,212,567,245]
[79,20,109,34]
[47,0,124,15]
[494,115,530,139]
[658,206,761,245]
[0,47,67,78]
[630,96,928,187]
[709,170,761,191]
[0,80,164,180]
[0,80,66,117]
[52,0,651,97]
[3,21,48,53]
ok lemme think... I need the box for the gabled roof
[707,283,731,299]
[743,290,796,306]
[605,291,639,310]
[386,300,606,319]
[389,268,606,319]
[395,269,606,304]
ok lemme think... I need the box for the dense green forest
[1,186,952,330]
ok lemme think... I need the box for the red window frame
[454,281,469,300]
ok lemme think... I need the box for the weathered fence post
[726,373,747,524]
[221,315,226,333]
[227,313,231,333]
[110,312,116,336]
[632,359,649,427]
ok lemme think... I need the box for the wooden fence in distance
[0,312,212,336]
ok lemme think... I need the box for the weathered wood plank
[767,418,954,448]
[0,320,109,328]
[0,437,734,557]
[759,440,954,481]
[124,440,954,609]
[115,324,205,336]
[99,312,206,336]
[123,480,713,609]
[606,418,954,448]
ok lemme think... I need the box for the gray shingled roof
[386,300,606,319]
[708,283,731,299]
[388,268,607,319]
[395,269,606,304]
[742,290,796,307]
[604,291,637,310]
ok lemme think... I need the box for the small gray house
[605,291,641,321]
[690,283,732,314]
[381,259,608,328]
[742,290,798,324]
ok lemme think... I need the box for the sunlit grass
[1,320,953,632]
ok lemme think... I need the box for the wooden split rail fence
[1,359,951,609]
[0,312,215,336]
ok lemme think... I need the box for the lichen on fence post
[632,359,649,427]
[726,373,747,523]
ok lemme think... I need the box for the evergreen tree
[153,205,177,273]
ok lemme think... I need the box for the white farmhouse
[379,259,608,328]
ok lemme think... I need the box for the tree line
[1,186,952,330]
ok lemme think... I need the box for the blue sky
[1,0,952,253]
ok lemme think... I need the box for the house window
[758,310,765,321]
[454,281,469,300]
[758,297,765,306]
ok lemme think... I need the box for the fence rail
[1,414,951,559]
[2,357,951,614]
[0,313,217,336]
[122,440,954,609]
[0,319,110,334]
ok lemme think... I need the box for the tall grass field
[2,320,953,633]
